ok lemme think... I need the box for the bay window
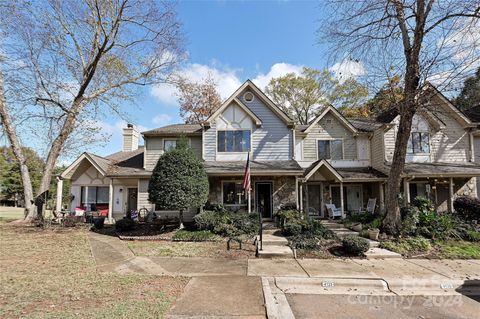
[217,130,251,152]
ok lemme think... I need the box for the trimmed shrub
[342,235,370,256]
[194,210,229,231]
[172,229,219,242]
[289,233,321,250]
[454,196,480,221]
[304,219,337,240]
[115,218,135,232]
[283,222,302,236]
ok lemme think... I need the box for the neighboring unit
[59,81,480,222]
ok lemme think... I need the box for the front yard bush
[194,209,259,238]
[342,235,370,256]
[172,229,219,242]
[463,230,480,242]
[454,196,480,221]
[115,218,135,232]
[289,233,321,250]
[283,222,302,236]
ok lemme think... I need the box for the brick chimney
[122,124,139,152]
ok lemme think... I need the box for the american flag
[242,152,251,192]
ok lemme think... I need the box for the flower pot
[351,223,363,232]
[368,229,380,240]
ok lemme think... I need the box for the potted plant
[351,223,362,232]
[368,228,380,240]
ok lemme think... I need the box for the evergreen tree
[454,68,480,111]
[148,137,209,228]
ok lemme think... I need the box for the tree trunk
[0,70,35,221]
[383,104,415,234]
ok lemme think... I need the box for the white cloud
[330,59,366,83]
[151,63,241,105]
[252,63,304,90]
[150,62,305,105]
[152,113,173,126]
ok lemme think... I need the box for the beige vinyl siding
[370,128,386,171]
[302,113,357,161]
[137,179,154,211]
[144,137,163,171]
[384,105,470,163]
[144,136,203,170]
[190,136,203,158]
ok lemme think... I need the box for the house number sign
[321,281,335,288]
[440,282,454,289]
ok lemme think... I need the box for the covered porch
[400,162,480,212]
[299,160,387,218]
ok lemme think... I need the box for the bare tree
[320,0,480,234]
[176,73,222,124]
[0,0,184,222]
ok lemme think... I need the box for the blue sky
[94,0,362,157]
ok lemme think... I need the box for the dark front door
[127,188,138,212]
[256,182,273,218]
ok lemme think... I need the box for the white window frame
[163,139,178,152]
[316,138,344,160]
[217,129,252,153]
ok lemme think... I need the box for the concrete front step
[321,221,345,229]
[256,234,289,246]
[257,245,294,258]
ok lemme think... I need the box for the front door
[346,185,362,212]
[127,188,138,212]
[256,182,273,219]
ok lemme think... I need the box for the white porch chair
[360,198,376,214]
[325,204,342,219]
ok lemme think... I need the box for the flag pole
[247,151,251,213]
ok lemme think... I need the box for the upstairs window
[217,130,251,152]
[317,139,343,160]
[164,139,177,151]
[408,132,430,154]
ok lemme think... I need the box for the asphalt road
[286,294,480,319]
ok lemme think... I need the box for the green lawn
[437,240,480,259]
[0,206,55,222]
[0,220,188,318]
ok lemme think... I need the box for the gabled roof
[61,147,148,179]
[375,84,474,129]
[304,159,343,181]
[205,80,294,127]
[304,105,358,134]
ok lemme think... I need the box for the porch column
[379,182,385,214]
[299,183,303,212]
[449,177,454,213]
[403,179,410,205]
[55,177,63,213]
[340,182,345,218]
[320,182,324,218]
[295,177,299,210]
[305,184,309,213]
[108,179,114,222]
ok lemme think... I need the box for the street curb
[274,277,392,295]
[387,278,480,296]
[261,277,295,319]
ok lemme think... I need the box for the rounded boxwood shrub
[342,235,370,256]
[283,222,302,236]
[454,196,480,221]
[289,234,321,250]
[115,218,135,232]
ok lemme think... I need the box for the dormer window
[408,132,430,154]
[218,130,251,152]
